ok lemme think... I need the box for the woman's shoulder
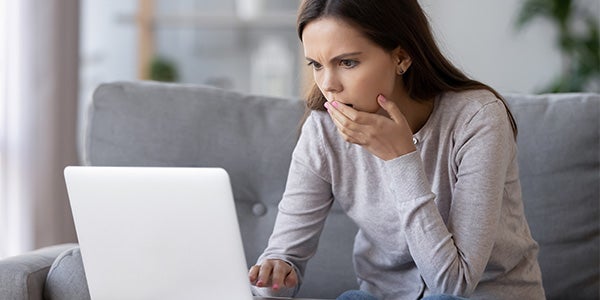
[306,109,331,124]
[303,109,337,135]
[300,110,351,156]
[441,89,501,112]
[439,89,507,125]
[296,110,340,149]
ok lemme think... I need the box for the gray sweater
[255,90,545,299]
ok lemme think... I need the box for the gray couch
[0,81,598,300]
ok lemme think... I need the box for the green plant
[149,57,179,82]
[516,0,599,92]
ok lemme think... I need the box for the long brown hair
[297,0,517,136]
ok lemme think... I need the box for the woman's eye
[340,59,358,68]
[307,61,323,70]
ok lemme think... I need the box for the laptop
[64,166,256,300]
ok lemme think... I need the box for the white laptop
[64,166,256,300]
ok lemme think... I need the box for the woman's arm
[251,113,334,297]
[385,100,514,296]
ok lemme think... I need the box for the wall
[421,0,598,94]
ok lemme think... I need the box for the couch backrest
[504,93,599,299]
[85,81,359,298]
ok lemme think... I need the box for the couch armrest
[0,243,78,300]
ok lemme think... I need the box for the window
[0,0,8,258]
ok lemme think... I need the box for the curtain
[0,0,80,257]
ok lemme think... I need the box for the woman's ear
[393,47,412,75]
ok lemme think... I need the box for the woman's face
[302,17,402,113]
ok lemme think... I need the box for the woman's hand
[324,94,416,161]
[248,259,298,291]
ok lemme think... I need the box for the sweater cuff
[383,151,432,203]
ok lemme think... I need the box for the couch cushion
[44,247,90,300]
[504,93,599,299]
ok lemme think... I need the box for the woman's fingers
[248,265,260,284]
[325,101,371,144]
[377,94,403,124]
[325,101,361,128]
[271,261,295,290]
[249,259,297,290]
[284,267,299,288]
[256,262,274,287]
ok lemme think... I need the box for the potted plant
[516,0,599,92]
[149,56,179,82]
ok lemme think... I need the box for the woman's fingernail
[378,94,387,104]
[272,283,280,290]
[332,101,339,108]
[257,280,263,287]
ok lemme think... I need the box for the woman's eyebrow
[330,52,362,61]
[305,51,363,64]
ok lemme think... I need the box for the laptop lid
[64,166,253,300]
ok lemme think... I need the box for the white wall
[80,0,137,87]
[420,0,564,94]
[79,0,137,158]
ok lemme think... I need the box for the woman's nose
[320,70,342,94]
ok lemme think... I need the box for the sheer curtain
[0,0,79,257]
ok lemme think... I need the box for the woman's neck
[402,96,434,134]
[384,89,434,134]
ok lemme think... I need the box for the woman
[248,0,545,299]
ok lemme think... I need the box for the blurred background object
[149,56,179,82]
[515,0,599,92]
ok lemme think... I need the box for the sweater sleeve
[383,100,514,296]
[253,112,334,297]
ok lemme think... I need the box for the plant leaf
[515,0,552,30]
